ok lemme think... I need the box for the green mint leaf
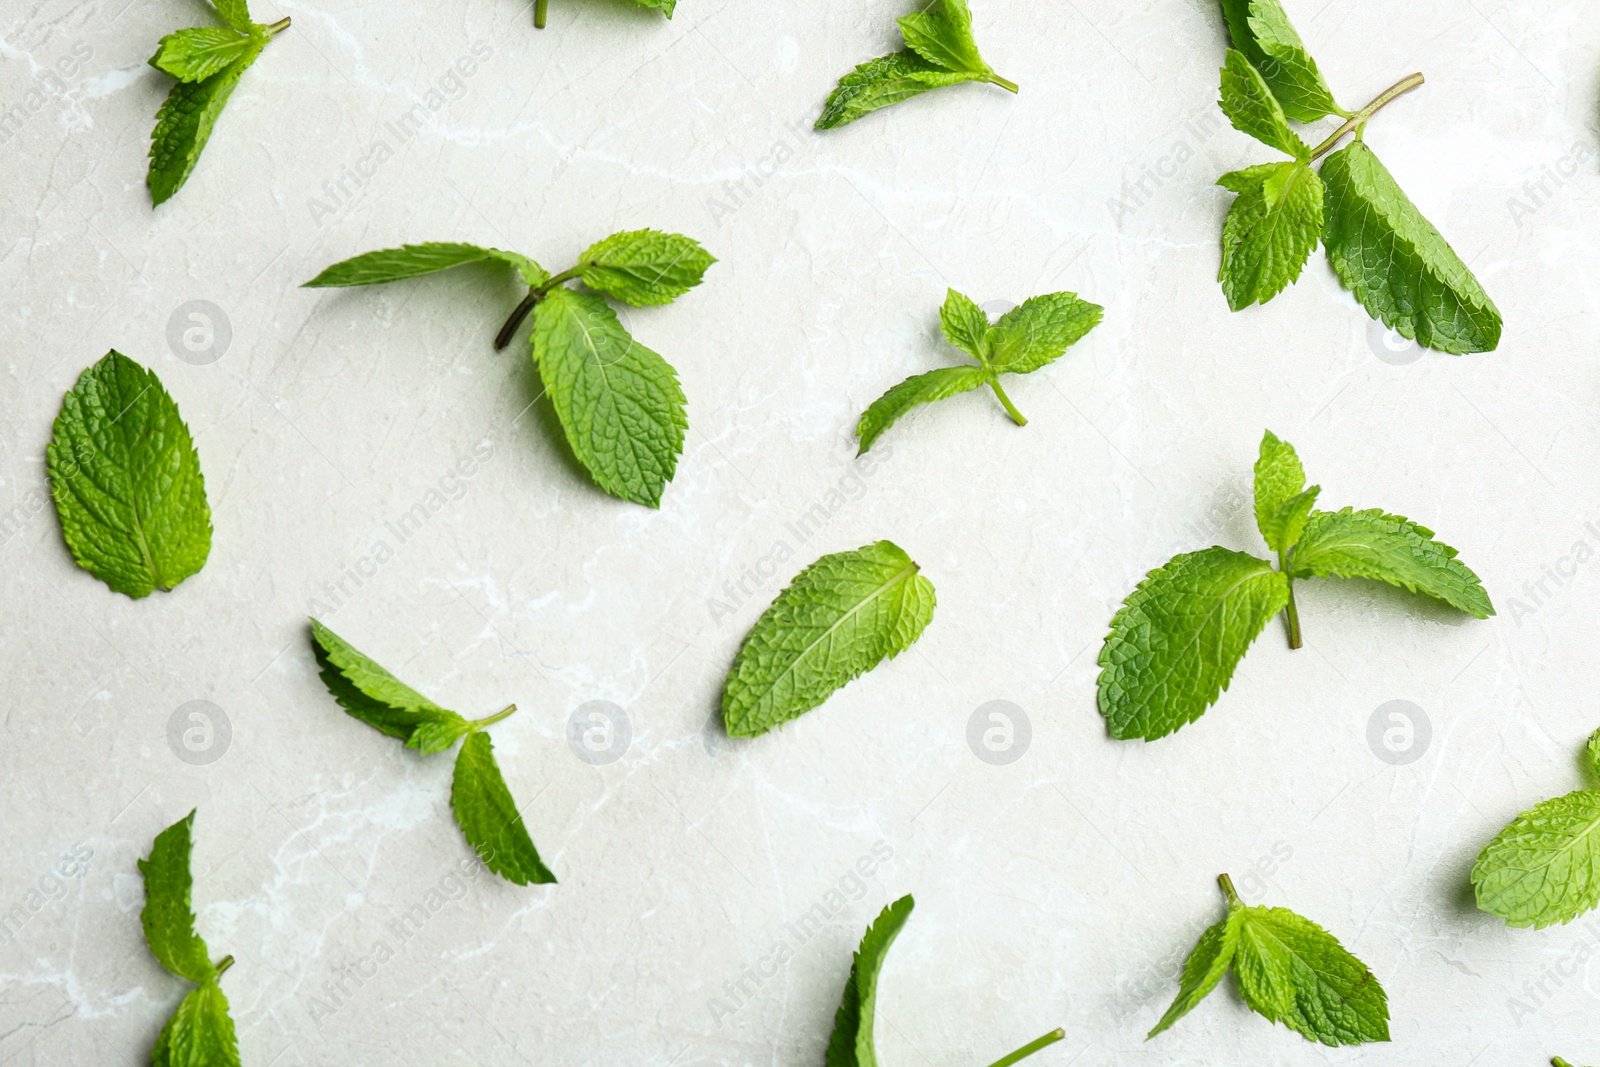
[530,287,687,508]
[409,717,475,755]
[1097,547,1290,740]
[1218,0,1342,122]
[211,0,254,33]
[825,894,915,1067]
[630,0,676,13]
[855,366,991,454]
[1217,161,1324,311]
[151,979,240,1067]
[1232,904,1390,1045]
[1320,140,1502,354]
[47,351,212,599]
[897,0,987,75]
[721,541,937,738]
[576,229,716,308]
[304,242,548,289]
[816,51,987,130]
[1148,913,1241,1038]
[309,619,467,744]
[1219,49,1308,159]
[451,731,556,886]
[148,46,261,205]
[1588,728,1600,781]
[1288,507,1494,618]
[1252,429,1320,553]
[138,810,215,984]
[938,288,991,360]
[1473,788,1600,928]
[149,27,258,83]
[986,291,1104,373]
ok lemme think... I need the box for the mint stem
[473,704,518,729]
[989,378,1027,426]
[1308,72,1425,162]
[1218,873,1243,909]
[1282,576,1304,650]
[982,1028,1063,1067]
[989,73,1019,94]
[264,17,291,35]
[215,955,235,976]
[535,0,548,27]
[495,290,539,350]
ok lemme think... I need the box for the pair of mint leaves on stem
[148,0,288,205]
[1098,430,1493,741]
[47,351,212,599]
[855,288,1103,453]
[1473,727,1600,930]
[533,0,672,28]
[1151,874,1388,1046]
[305,231,714,508]
[1213,0,1501,353]
[831,895,1064,1067]
[139,811,241,1067]
[817,0,1015,130]
[311,620,556,886]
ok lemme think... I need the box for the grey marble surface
[2,0,1598,1063]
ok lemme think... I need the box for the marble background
[2,0,1599,1063]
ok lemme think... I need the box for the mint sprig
[533,0,674,28]
[47,351,212,599]
[828,895,1064,1067]
[1149,874,1389,1046]
[1211,0,1500,353]
[721,541,936,738]
[310,620,556,886]
[138,810,242,1067]
[147,0,288,206]
[1472,726,1600,929]
[1098,430,1493,741]
[856,288,1102,453]
[816,0,1016,130]
[304,232,714,508]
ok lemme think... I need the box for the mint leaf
[1217,161,1324,311]
[211,0,254,33]
[531,287,687,508]
[149,27,258,83]
[577,229,715,307]
[1218,0,1342,122]
[138,810,215,984]
[151,979,240,1067]
[47,351,212,599]
[816,52,984,130]
[855,366,991,455]
[897,0,988,75]
[986,291,1104,373]
[309,623,552,885]
[1320,140,1501,354]
[1473,787,1600,929]
[1232,905,1389,1045]
[304,242,548,289]
[1588,727,1600,780]
[451,731,556,886]
[721,541,936,738]
[826,894,914,1067]
[535,0,673,26]
[1097,547,1289,741]
[1152,876,1388,1046]
[1288,507,1494,618]
[1148,913,1241,1038]
[310,619,466,743]
[1219,49,1307,159]
[938,288,990,359]
[1252,429,1319,553]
